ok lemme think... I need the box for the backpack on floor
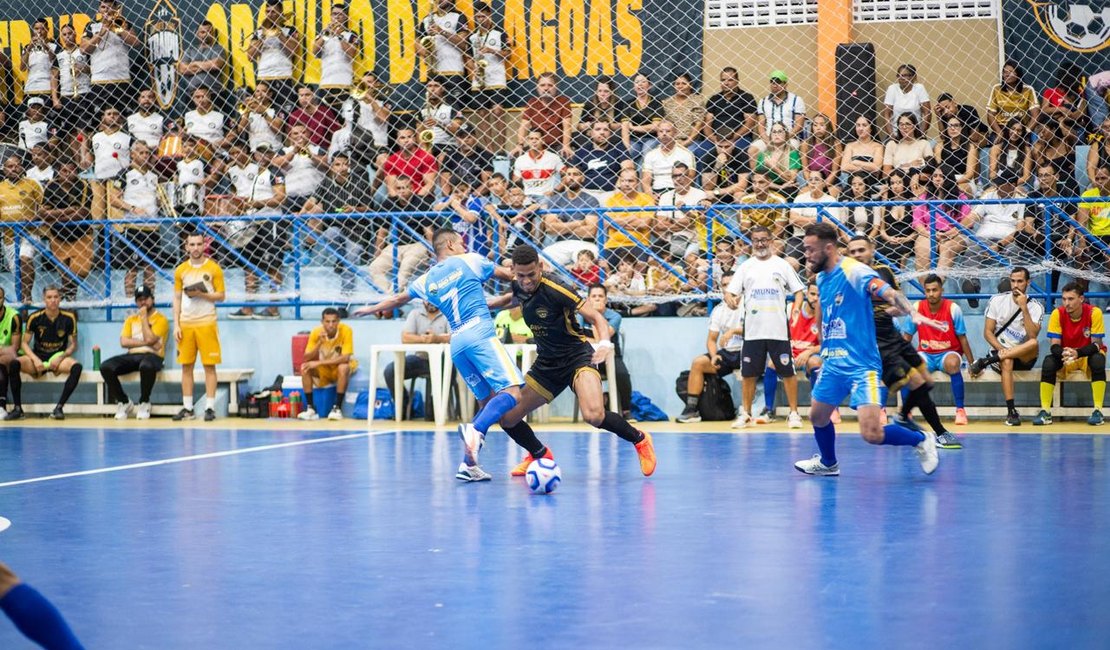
[675,371,737,421]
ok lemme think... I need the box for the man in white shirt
[970,267,1044,426]
[107,140,161,297]
[750,70,806,155]
[80,105,131,220]
[512,129,562,199]
[17,98,57,151]
[677,271,744,423]
[960,170,1029,304]
[416,0,470,102]
[81,0,140,115]
[313,3,360,108]
[25,145,54,185]
[223,82,284,153]
[657,162,709,257]
[126,89,169,148]
[338,71,391,172]
[787,170,842,271]
[183,86,227,147]
[273,123,327,212]
[417,77,465,156]
[641,121,695,195]
[724,226,806,428]
[246,0,300,110]
[466,1,511,150]
[227,143,287,320]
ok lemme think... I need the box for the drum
[177,183,202,215]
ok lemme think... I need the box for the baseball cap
[135,286,153,300]
[770,70,788,83]
[27,97,45,107]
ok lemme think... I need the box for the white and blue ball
[525,458,561,494]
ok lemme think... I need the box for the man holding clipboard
[172,232,226,421]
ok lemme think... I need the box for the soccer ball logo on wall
[1031,1,1110,52]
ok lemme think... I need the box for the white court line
[0,430,397,489]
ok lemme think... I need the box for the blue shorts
[452,337,524,401]
[811,362,883,409]
[920,350,961,373]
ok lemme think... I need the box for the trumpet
[419,35,437,74]
[418,128,436,144]
[351,82,391,102]
[471,60,488,92]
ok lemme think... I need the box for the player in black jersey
[846,237,961,448]
[491,244,657,477]
[14,286,84,420]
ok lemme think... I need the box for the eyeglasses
[751,237,772,244]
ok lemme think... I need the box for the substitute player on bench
[1033,282,1106,426]
[492,244,656,476]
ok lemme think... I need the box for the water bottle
[290,391,302,418]
[269,390,280,417]
[92,346,101,371]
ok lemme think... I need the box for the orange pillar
[817,0,853,126]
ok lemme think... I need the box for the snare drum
[177,183,203,215]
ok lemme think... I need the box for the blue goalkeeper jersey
[817,256,890,371]
[408,253,497,349]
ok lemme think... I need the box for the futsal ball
[525,458,561,494]
[1046,3,1110,50]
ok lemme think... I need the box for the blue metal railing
[0,195,1104,317]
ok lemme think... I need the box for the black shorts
[525,344,600,402]
[110,227,160,269]
[437,74,469,106]
[879,335,925,389]
[242,222,288,271]
[89,82,132,117]
[989,355,1037,373]
[741,339,796,378]
[716,348,743,374]
[465,87,508,110]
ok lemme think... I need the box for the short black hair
[322,307,340,318]
[1011,266,1031,281]
[587,283,606,295]
[937,92,954,103]
[432,228,459,254]
[923,273,943,287]
[511,244,539,266]
[804,222,838,243]
[1062,281,1085,296]
[848,234,872,247]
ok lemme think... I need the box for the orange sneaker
[830,408,841,424]
[510,448,553,477]
[634,431,657,476]
[954,408,968,426]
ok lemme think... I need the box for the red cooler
[291,332,311,375]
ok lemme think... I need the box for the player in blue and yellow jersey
[488,244,657,478]
[1033,282,1106,426]
[795,223,939,477]
[354,229,524,482]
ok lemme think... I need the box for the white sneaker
[136,403,151,420]
[455,462,492,482]
[730,411,751,429]
[458,423,485,465]
[297,407,320,421]
[915,431,939,475]
[794,454,840,476]
[327,406,343,421]
[114,401,134,420]
[787,411,803,429]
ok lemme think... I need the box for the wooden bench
[17,369,255,416]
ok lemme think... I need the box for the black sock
[1006,399,1016,411]
[57,364,82,408]
[986,350,1000,363]
[8,360,22,407]
[900,385,917,418]
[502,420,547,458]
[600,411,644,444]
[911,386,947,435]
[684,394,699,410]
[336,392,345,408]
[0,365,7,408]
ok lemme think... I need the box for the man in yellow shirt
[297,307,357,421]
[1078,165,1110,241]
[172,232,226,422]
[99,285,170,420]
[601,168,656,264]
[0,154,45,303]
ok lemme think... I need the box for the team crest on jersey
[535,307,549,319]
[146,0,182,109]
[56,328,65,337]
[1084,327,1091,337]
[779,353,791,367]
[834,294,844,306]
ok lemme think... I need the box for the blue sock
[0,583,84,649]
[807,367,820,384]
[882,422,926,446]
[950,371,965,409]
[762,368,777,412]
[473,392,518,434]
[899,386,911,409]
[813,422,837,467]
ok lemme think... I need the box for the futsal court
[0,421,1107,649]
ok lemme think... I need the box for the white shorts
[542,240,598,268]
[3,234,44,270]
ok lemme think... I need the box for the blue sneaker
[1088,409,1104,426]
[1032,410,1052,426]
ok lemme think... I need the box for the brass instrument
[418,128,436,145]
[69,50,78,98]
[349,81,369,101]
[419,35,437,74]
[470,30,488,92]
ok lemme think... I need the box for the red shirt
[383,148,439,193]
[571,264,601,286]
[789,304,819,359]
[286,105,342,148]
[523,96,572,148]
[915,298,962,354]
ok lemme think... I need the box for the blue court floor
[0,426,1108,649]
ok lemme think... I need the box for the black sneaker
[227,309,254,320]
[172,408,196,421]
[969,356,991,375]
[2,406,23,421]
[1005,410,1021,427]
[204,408,216,422]
[936,431,963,449]
[676,408,702,423]
[50,406,65,420]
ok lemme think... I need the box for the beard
[807,251,828,274]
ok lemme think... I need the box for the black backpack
[675,371,737,421]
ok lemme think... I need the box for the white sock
[205,396,215,411]
[182,396,193,410]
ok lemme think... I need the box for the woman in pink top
[801,113,841,195]
[912,167,971,272]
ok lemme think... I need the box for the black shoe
[969,356,991,375]
[4,406,24,421]
[204,408,216,422]
[1005,410,1021,427]
[172,408,196,421]
[50,406,65,420]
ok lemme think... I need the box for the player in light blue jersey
[354,229,524,482]
[795,223,939,477]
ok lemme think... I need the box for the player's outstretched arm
[487,292,513,310]
[352,291,414,317]
[492,265,514,282]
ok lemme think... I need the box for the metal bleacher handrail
[0,194,1104,317]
